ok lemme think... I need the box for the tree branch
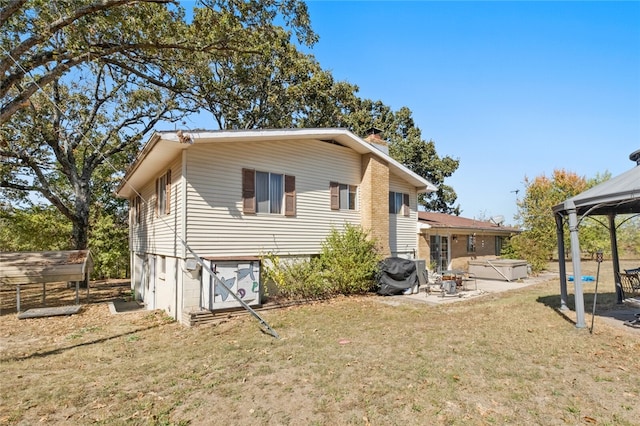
[0,0,27,28]
[0,0,174,77]
[1,150,74,220]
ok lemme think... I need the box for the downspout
[567,201,586,328]
[555,213,568,311]
[608,213,622,303]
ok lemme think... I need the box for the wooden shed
[0,250,93,313]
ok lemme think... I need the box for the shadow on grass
[537,291,638,326]
[2,321,164,363]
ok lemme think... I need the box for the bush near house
[262,224,383,299]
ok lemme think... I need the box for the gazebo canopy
[553,149,640,329]
[553,157,640,216]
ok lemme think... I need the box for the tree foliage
[0,0,460,278]
[617,215,640,258]
[0,0,315,251]
[508,169,592,271]
[0,204,72,251]
[343,101,461,213]
[89,207,129,278]
[0,0,316,124]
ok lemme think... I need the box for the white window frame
[256,171,284,214]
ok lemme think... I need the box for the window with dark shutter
[389,192,395,214]
[389,191,410,215]
[155,177,160,216]
[242,168,256,214]
[330,181,339,210]
[155,170,171,216]
[165,169,171,214]
[331,181,357,210]
[284,175,296,216]
[132,196,141,224]
[403,193,410,217]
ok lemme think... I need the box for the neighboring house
[417,212,520,272]
[116,128,436,324]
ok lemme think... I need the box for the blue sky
[299,0,640,223]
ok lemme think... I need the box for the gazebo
[553,149,640,328]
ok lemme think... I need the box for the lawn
[1,261,639,425]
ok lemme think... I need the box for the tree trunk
[71,181,91,288]
[72,181,91,251]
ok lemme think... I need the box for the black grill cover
[376,257,418,296]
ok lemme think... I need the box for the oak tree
[0,0,315,252]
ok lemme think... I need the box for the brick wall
[417,233,430,263]
[361,153,390,256]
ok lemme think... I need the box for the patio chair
[616,272,640,328]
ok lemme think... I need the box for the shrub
[502,232,548,273]
[261,254,326,299]
[261,224,382,299]
[318,223,382,294]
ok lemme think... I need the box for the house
[416,212,520,272]
[116,128,436,324]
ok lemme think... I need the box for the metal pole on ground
[590,250,604,334]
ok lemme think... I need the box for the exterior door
[430,235,450,272]
[145,255,156,310]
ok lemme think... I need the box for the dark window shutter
[284,175,296,216]
[403,193,410,216]
[165,170,172,214]
[155,178,159,216]
[330,181,339,210]
[242,168,256,214]
[389,192,395,214]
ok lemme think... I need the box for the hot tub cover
[376,257,418,295]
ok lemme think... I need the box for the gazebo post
[567,204,586,328]
[555,213,569,311]
[608,213,622,303]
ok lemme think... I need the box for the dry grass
[1,261,639,425]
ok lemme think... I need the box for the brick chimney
[364,127,389,155]
[360,127,391,257]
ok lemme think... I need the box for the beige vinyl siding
[130,156,182,257]
[185,139,362,256]
[389,173,418,257]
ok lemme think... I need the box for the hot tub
[468,259,528,281]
